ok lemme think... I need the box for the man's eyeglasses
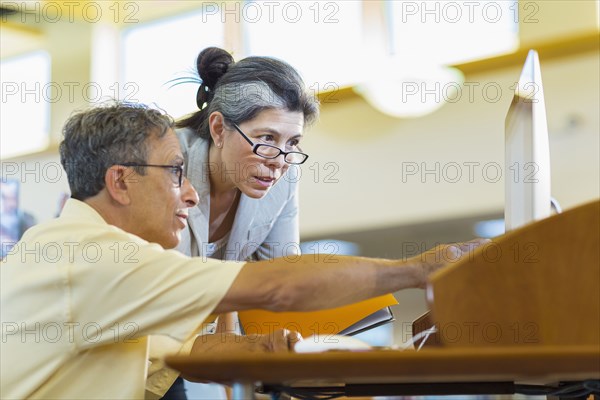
[231,122,309,165]
[119,163,184,188]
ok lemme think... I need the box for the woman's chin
[240,185,271,199]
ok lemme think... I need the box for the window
[121,8,225,119]
[1,51,51,158]
[389,0,519,65]
[244,1,363,90]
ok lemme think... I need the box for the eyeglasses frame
[118,162,184,188]
[230,122,309,165]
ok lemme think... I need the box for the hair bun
[198,47,233,87]
[195,47,234,109]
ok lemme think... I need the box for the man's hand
[408,238,491,288]
[183,330,302,382]
[191,329,302,355]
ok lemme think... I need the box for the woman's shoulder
[175,127,212,165]
[175,127,205,149]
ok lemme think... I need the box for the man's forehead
[148,128,183,162]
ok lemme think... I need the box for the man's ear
[104,165,133,205]
[208,111,226,146]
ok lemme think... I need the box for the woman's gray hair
[177,47,319,140]
[211,81,286,124]
[59,102,174,201]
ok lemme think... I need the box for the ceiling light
[353,60,464,118]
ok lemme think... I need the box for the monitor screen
[504,50,551,231]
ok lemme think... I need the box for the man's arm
[214,239,487,314]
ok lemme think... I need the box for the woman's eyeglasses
[231,123,309,165]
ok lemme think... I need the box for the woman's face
[212,108,305,199]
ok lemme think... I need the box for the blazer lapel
[184,138,211,255]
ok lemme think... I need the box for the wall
[2,1,598,235]
[299,51,600,236]
[2,51,599,236]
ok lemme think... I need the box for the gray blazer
[175,128,300,261]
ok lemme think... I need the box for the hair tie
[196,83,214,110]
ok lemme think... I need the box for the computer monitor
[504,50,551,232]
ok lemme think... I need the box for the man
[1,103,485,399]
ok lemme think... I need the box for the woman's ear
[208,111,226,148]
[104,165,132,205]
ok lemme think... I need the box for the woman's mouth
[254,176,275,188]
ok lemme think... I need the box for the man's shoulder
[22,213,145,248]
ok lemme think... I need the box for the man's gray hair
[59,102,174,200]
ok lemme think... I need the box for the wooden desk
[166,345,600,399]
[167,201,600,399]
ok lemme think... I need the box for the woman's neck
[207,144,242,242]
[208,144,236,196]
[208,187,240,243]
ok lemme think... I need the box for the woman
[175,47,318,262]
[164,47,319,399]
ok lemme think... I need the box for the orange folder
[238,294,398,337]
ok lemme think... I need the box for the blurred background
[1,0,599,354]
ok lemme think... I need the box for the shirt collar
[59,198,108,225]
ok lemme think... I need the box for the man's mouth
[176,213,188,225]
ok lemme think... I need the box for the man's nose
[181,177,199,207]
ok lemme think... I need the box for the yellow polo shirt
[1,199,243,399]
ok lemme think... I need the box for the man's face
[127,129,199,249]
